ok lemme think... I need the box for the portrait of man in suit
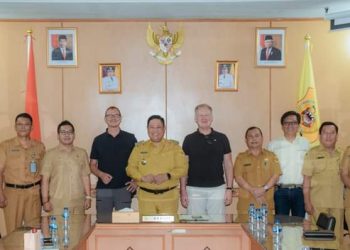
[51,35,73,61]
[260,35,281,61]
[47,28,77,67]
[256,28,285,67]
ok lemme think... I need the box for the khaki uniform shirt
[0,137,45,184]
[341,146,350,208]
[126,139,188,189]
[40,146,90,208]
[302,145,343,209]
[234,149,281,211]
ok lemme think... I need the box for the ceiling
[0,0,350,20]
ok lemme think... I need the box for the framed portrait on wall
[98,63,122,94]
[215,61,238,92]
[47,28,78,67]
[256,28,286,67]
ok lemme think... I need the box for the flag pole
[25,29,41,141]
[296,34,320,147]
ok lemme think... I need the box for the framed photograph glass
[98,63,122,94]
[256,28,286,67]
[215,61,238,92]
[47,28,78,67]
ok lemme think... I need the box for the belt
[5,180,41,189]
[276,184,303,189]
[139,186,177,195]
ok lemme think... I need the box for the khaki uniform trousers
[4,185,41,233]
[311,207,344,249]
[138,188,179,217]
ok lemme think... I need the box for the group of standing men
[0,105,349,249]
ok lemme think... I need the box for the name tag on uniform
[317,156,325,159]
[243,163,251,167]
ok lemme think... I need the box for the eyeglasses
[15,123,31,127]
[283,121,299,126]
[105,114,121,118]
[59,130,74,135]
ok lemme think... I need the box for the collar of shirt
[195,128,215,137]
[317,144,342,157]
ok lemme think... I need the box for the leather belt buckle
[140,186,177,195]
[277,184,302,189]
[5,180,41,189]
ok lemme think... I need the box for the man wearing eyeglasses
[41,120,91,215]
[268,111,310,217]
[0,113,45,234]
[90,106,137,222]
[180,104,233,221]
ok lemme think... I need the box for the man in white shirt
[218,64,234,88]
[102,67,119,92]
[268,111,310,217]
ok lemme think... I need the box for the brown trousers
[3,186,41,234]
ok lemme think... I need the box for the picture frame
[47,28,78,67]
[215,60,238,92]
[256,28,286,67]
[98,63,122,94]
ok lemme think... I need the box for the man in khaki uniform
[303,121,344,248]
[234,127,281,219]
[341,145,350,231]
[126,115,188,216]
[41,120,91,215]
[0,113,45,234]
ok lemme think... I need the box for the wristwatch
[263,185,269,192]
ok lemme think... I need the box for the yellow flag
[296,34,320,147]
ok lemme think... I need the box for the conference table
[0,214,338,250]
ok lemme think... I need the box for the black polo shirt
[90,130,137,189]
[182,129,231,187]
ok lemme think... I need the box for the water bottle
[62,207,70,230]
[63,227,69,248]
[248,203,255,232]
[261,203,268,225]
[255,208,262,232]
[49,216,58,247]
[272,219,282,249]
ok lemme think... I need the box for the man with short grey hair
[180,104,233,220]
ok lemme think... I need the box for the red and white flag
[25,31,41,140]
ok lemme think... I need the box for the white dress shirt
[267,136,310,185]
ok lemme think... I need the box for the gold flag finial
[304,34,311,40]
[26,29,33,36]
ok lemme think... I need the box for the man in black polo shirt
[180,104,233,220]
[90,106,137,222]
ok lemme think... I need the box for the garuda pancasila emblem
[146,24,184,65]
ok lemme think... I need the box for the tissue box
[24,229,41,250]
[112,211,140,223]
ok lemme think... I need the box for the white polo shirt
[267,136,310,185]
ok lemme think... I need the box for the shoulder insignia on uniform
[168,139,179,145]
[135,141,145,146]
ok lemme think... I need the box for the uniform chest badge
[263,158,269,167]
